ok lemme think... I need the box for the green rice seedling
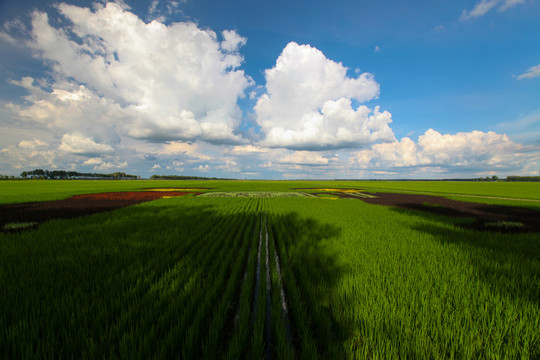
[251,218,267,360]
[267,220,295,360]
[202,213,257,359]
[1,182,539,358]
[181,212,252,358]
[268,214,320,359]
[222,208,261,359]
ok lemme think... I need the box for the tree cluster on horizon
[20,169,139,180]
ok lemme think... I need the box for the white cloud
[231,145,267,153]
[59,133,114,156]
[255,42,394,150]
[94,160,128,171]
[0,139,57,169]
[83,157,103,166]
[221,30,247,52]
[461,0,499,20]
[351,129,536,173]
[499,0,526,11]
[279,151,329,165]
[517,63,540,80]
[11,3,250,144]
[7,78,126,132]
[216,159,241,172]
[160,141,213,160]
[461,0,527,20]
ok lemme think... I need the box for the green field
[1,180,539,359]
[1,179,539,206]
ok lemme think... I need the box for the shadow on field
[390,207,540,306]
[269,212,347,358]
[0,200,348,359]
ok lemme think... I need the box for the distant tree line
[505,176,540,182]
[0,174,17,180]
[20,169,139,180]
[471,176,501,181]
[472,175,540,182]
[150,174,232,180]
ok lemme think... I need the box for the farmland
[1,180,539,359]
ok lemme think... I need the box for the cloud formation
[0,139,58,170]
[279,151,330,165]
[517,63,540,80]
[58,133,114,156]
[460,0,526,20]
[1,2,537,179]
[255,42,394,150]
[11,2,250,145]
[351,129,536,173]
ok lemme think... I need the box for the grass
[1,180,539,358]
[2,179,540,205]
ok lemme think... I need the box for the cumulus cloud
[94,160,128,171]
[516,63,540,80]
[231,145,268,153]
[58,133,114,156]
[460,0,526,20]
[160,141,213,160]
[0,139,57,169]
[351,129,535,173]
[255,42,394,150]
[83,157,103,166]
[148,0,182,17]
[9,2,250,145]
[221,30,247,52]
[279,151,329,165]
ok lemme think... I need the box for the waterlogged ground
[1,180,539,358]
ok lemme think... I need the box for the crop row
[0,197,336,359]
[4,193,538,358]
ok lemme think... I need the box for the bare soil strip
[0,191,191,232]
[354,187,540,203]
[334,191,540,232]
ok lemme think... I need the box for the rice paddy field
[1,180,539,359]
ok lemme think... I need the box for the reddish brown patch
[0,191,191,232]
[333,191,540,233]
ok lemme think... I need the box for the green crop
[1,181,539,358]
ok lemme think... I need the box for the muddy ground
[0,191,190,232]
[332,191,540,233]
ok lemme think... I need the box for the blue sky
[0,0,539,179]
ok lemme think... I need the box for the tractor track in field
[250,215,294,359]
[270,218,294,352]
[264,216,273,360]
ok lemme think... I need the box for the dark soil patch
[333,191,540,233]
[0,191,191,232]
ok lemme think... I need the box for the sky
[0,0,539,179]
